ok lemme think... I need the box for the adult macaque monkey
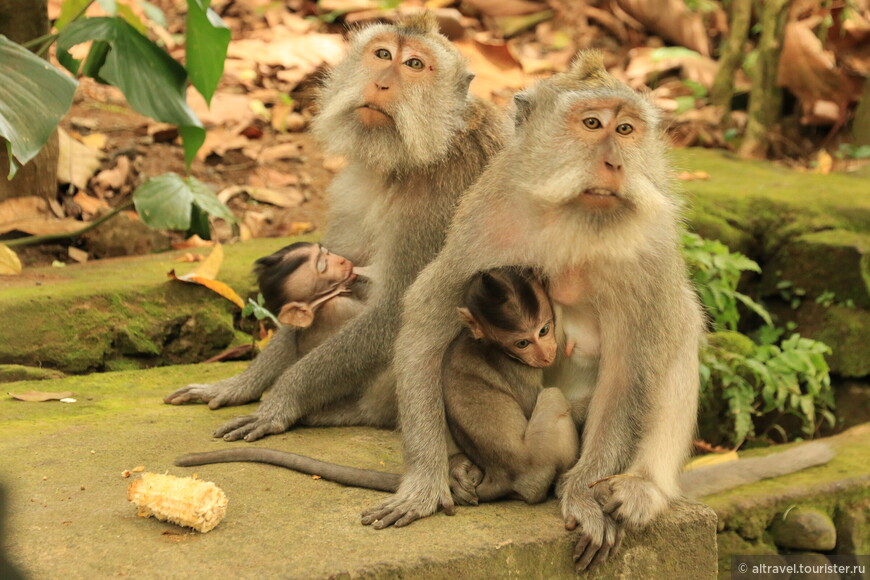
[361,51,705,571]
[164,14,509,437]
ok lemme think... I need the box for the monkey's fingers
[213,415,258,440]
[163,384,214,405]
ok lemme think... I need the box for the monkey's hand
[163,376,265,409]
[448,453,482,506]
[360,475,454,529]
[590,474,669,529]
[212,409,293,442]
[558,473,624,571]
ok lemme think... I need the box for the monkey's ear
[278,302,315,328]
[457,307,485,340]
[462,73,475,93]
[513,92,532,126]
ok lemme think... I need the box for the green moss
[0,364,66,383]
[0,237,314,374]
[707,331,756,356]
[716,531,778,580]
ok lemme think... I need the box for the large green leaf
[0,36,78,179]
[186,0,230,106]
[134,173,235,231]
[56,17,205,166]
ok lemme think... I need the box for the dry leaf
[677,171,710,181]
[285,222,314,236]
[80,133,108,150]
[0,244,22,275]
[8,390,74,402]
[68,246,89,263]
[683,450,739,471]
[187,90,256,128]
[171,235,215,250]
[92,156,132,192]
[318,0,378,12]
[72,192,110,216]
[249,167,300,189]
[57,128,104,190]
[247,187,305,208]
[0,196,51,224]
[168,244,245,308]
[465,0,546,17]
[615,0,714,56]
[227,34,345,75]
[259,143,304,163]
[454,38,529,100]
[0,217,84,237]
[814,150,834,174]
[176,253,205,263]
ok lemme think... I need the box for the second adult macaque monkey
[361,51,705,571]
[163,13,509,439]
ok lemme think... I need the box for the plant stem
[4,200,134,248]
[34,0,100,57]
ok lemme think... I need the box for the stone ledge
[0,364,717,579]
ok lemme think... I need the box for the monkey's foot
[591,473,669,529]
[361,478,453,529]
[448,453,482,506]
[559,479,623,571]
[163,377,265,409]
[213,411,292,442]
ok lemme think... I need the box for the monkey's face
[282,244,355,303]
[311,22,470,172]
[496,311,558,369]
[355,36,436,128]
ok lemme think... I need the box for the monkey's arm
[163,325,299,408]
[359,247,488,528]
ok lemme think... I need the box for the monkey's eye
[616,123,634,135]
[539,323,550,337]
[582,117,602,129]
[375,48,392,60]
[515,339,531,349]
[404,58,424,70]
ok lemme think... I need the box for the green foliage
[0,37,78,178]
[0,0,233,242]
[685,233,836,447]
[682,233,771,330]
[835,143,870,160]
[242,293,279,325]
[133,173,235,238]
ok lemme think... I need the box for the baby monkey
[446,267,579,506]
[176,267,578,504]
[254,241,366,352]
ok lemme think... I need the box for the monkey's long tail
[681,441,834,498]
[175,449,400,493]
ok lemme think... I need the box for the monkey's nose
[375,82,390,91]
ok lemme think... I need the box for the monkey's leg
[592,339,699,528]
[556,347,638,571]
[164,326,298,408]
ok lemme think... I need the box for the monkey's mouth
[579,188,620,208]
[357,104,393,126]
[582,188,618,198]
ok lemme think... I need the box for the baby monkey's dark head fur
[254,242,315,316]
[460,267,557,368]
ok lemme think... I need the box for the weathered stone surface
[0,364,718,579]
[760,230,870,309]
[0,236,313,373]
[769,508,837,551]
[715,531,778,580]
[834,496,870,556]
[0,364,65,383]
[674,148,870,378]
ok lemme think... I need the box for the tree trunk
[738,0,792,159]
[0,0,59,202]
[710,0,753,110]
[853,76,870,146]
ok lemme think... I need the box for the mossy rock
[0,364,66,383]
[760,230,869,309]
[769,301,870,378]
[0,236,313,373]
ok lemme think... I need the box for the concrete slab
[0,364,718,579]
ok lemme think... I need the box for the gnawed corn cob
[127,472,228,532]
